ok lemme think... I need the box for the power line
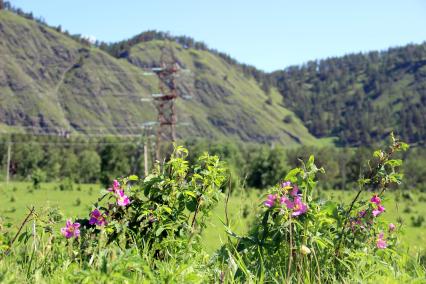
[0,56,193,78]
[0,141,140,146]
[0,131,143,138]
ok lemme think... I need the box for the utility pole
[144,143,148,177]
[6,141,11,184]
[141,121,156,176]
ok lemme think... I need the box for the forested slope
[271,44,426,145]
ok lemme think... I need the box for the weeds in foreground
[0,137,425,283]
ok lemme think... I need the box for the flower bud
[300,245,311,255]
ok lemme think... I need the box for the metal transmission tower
[151,44,185,161]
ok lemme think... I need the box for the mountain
[0,10,318,146]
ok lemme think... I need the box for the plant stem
[287,217,293,283]
[190,195,202,230]
[4,206,35,256]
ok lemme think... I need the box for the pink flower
[116,190,130,206]
[370,195,381,205]
[388,223,396,232]
[289,186,300,198]
[291,197,308,217]
[358,210,367,218]
[376,232,387,249]
[89,209,107,226]
[280,196,294,209]
[61,219,80,239]
[264,194,278,208]
[108,179,121,194]
[372,205,385,217]
[113,179,120,188]
[108,180,130,206]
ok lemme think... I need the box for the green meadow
[1,181,425,254]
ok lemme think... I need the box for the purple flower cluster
[264,182,308,217]
[351,194,396,249]
[61,180,132,238]
[89,209,107,226]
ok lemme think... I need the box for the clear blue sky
[10,0,426,71]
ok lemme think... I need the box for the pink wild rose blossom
[291,197,308,217]
[264,194,278,208]
[289,186,300,198]
[370,195,381,205]
[280,196,294,209]
[372,205,385,217]
[108,179,122,195]
[388,223,396,232]
[376,232,387,249]
[108,180,130,206]
[61,219,80,239]
[116,190,130,206]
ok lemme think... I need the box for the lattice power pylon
[152,44,182,161]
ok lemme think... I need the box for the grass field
[1,181,425,254]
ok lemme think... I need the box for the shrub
[31,169,46,189]
[59,178,74,191]
[219,134,410,282]
[411,215,425,227]
[283,114,293,123]
[67,146,227,260]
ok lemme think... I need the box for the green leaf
[321,201,338,216]
[155,227,165,236]
[307,155,315,168]
[385,159,402,167]
[161,206,172,214]
[128,175,139,181]
[400,142,409,151]
[186,198,198,212]
[373,150,383,158]
[285,168,301,181]
[184,191,196,198]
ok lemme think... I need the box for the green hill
[0,11,317,146]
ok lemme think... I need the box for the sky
[9,0,426,72]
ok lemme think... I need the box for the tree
[78,150,101,183]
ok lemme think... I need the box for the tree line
[1,136,425,191]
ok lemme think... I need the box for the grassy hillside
[0,11,157,134]
[0,11,317,146]
[125,40,317,145]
